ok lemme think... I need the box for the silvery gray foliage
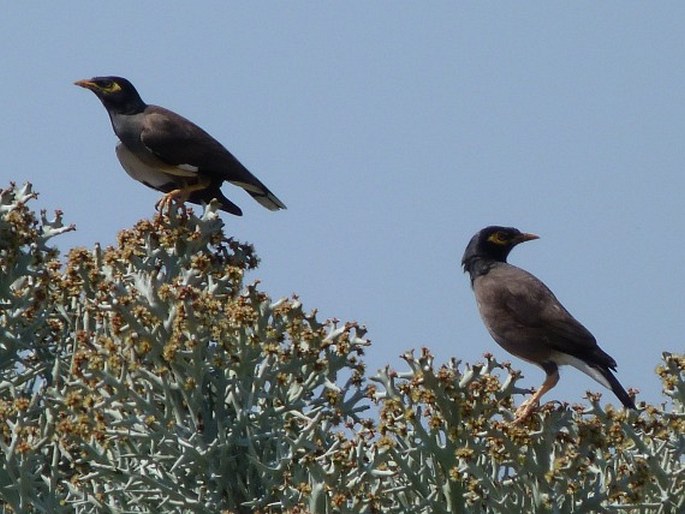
[370,350,684,514]
[0,182,683,514]
[0,183,371,513]
[0,182,74,366]
[0,183,76,512]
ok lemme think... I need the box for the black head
[75,76,146,115]
[462,226,539,271]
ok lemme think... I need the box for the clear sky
[3,3,683,407]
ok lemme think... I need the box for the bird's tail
[188,187,243,216]
[246,189,287,211]
[598,366,636,409]
[230,180,286,211]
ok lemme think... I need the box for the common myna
[75,76,286,216]
[462,226,635,421]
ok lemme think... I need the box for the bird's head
[462,226,539,271]
[75,76,146,114]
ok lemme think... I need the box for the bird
[75,76,286,216]
[461,226,635,422]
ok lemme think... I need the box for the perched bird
[461,226,635,421]
[75,76,286,216]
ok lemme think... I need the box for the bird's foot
[155,190,188,215]
[512,398,539,424]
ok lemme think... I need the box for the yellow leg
[155,189,184,212]
[513,370,559,423]
[155,179,210,213]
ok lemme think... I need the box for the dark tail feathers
[599,367,636,409]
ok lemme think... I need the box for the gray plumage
[462,226,634,416]
[76,76,286,216]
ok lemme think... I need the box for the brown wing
[502,266,597,347]
[139,106,286,210]
[139,106,250,177]
[473,262,632,407]
[475,264,602,362]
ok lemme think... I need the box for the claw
[512,398,539,424]
[155,189,188,214]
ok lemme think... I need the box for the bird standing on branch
[462,226,635,422]
[75,76,286,216]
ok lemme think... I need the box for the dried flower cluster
[371,349,683,513]
[0,183,682,513]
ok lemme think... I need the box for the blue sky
[3,3,683,407]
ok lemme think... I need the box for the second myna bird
[462,226,635,421]
[75,76,286,216]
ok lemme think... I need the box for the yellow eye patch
[103,82,122,93]
[487,232,511,245]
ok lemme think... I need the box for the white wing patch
[177,163,199,173]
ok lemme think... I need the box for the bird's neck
[102,96,147,116]
[464,257,499,285]
[114,102,147,116]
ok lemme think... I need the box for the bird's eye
[487,231,510,245]
[99,80,122,93]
